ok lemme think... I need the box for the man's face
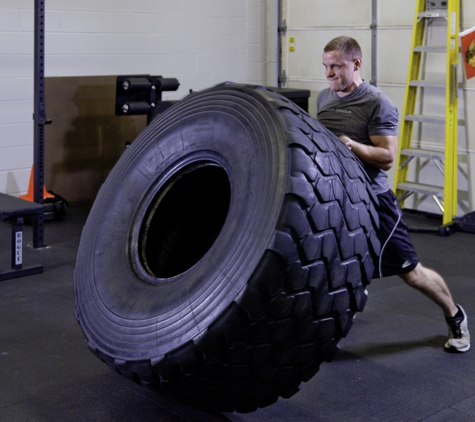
[322,50,358,95]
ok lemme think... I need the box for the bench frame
[0,193,44,281]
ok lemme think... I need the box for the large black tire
[74,83,380,413]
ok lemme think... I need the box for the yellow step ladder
[394,0,460,227]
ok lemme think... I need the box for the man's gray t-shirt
[316,81,398,194]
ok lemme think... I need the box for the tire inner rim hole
[139,163,231,279]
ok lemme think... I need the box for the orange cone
[20,165,55,202]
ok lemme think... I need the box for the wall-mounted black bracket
[115,75,180,125]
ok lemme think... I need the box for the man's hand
[337,134,397,171]
[339,135,353,151]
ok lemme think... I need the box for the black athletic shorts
[372,189,419,278]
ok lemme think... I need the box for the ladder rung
[397,182,444,198]
[405,114,445,124]
[401,148,444,160]
[409,80,446,89]
[417,11,448,19]
[413,46,446,53]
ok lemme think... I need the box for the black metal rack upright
[32,0,46,248]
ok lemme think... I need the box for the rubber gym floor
[1,206,474,422]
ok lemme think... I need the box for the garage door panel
[378,0,416,26]
[376,29,412,85]
[285,0,371,28]
[460,1,475,23]
[285,30,372,82]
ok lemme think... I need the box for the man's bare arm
[339,134,397,171]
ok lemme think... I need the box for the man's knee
[399,263,423,287]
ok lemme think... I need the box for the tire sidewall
[75,89,287,359]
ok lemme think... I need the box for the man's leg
[400,263,470,352]
[399,262,458,317]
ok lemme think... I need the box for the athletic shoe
[445,305,470,352]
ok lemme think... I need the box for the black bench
[0,193,44,281]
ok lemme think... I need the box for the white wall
[0,0,279,196]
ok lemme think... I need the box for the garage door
[279,0,420,113]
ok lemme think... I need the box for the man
[317,36,470,352]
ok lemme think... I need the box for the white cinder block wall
[0,0,279,196]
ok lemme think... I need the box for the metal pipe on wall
[371,0,378,86]
[277,0,284,87]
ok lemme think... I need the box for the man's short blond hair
[324,36,362,61]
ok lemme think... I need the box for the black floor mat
[1,207,474,422]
